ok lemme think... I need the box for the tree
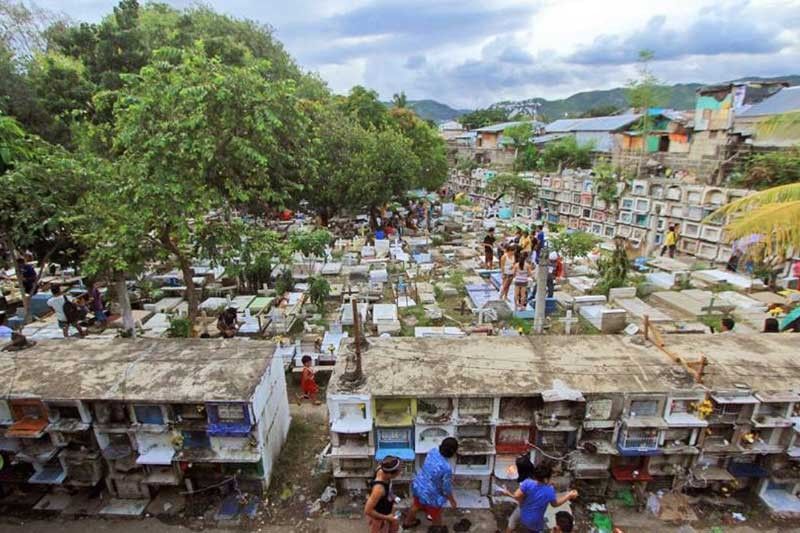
[593,237,629,296]
[485,173,538,208]
[0,121,94,320]
[592,161,624,210]
[626,50,669,176]
[388,107,448,191]
[458,107,509,130]
[308,276,331,310]
[540,137,594,172]
[339,85,389,130]
[550,231,600,262]
[392,91,408,108]
[95,44,312,322]
[516,145,539,171]
[707,183,800,257]
[289,228,332,277]
[738,146,800,189]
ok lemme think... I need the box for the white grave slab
[414,326,465,338]
[372,304,401,333]
[341,303,368,326]
[691,269,766,291]
[199,297,229,311]
[152,297,183,313]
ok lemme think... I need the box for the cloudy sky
[34,0,800,108]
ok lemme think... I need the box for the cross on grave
[559,310,579,335]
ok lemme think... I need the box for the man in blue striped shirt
[403,437,459,530]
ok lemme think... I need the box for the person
[546,251,560,298]
[519,229,533,264]
[553,511,574,533]
[403,437,459,530]
[514,228,523,246]
[298,355,321,405]
[217,307,239,338]
[513,254,533,311]
[364,456,402,533]
[47,284,86,338]
[763,317,780,333]
[499,454,535,533]
[535,206,543,221]
[720,317,735,333]
[553,252,565,281]
[17,257,37,295]
[0,312,12,339]
[483,228,496,268]
[726,251,741,273]
[661,225,678,258]
[513,463,578,533]
[500,245,517,301]
[535,225,545,253]
[90,281,107,327]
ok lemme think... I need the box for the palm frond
[757,111,800,139]
[723,200,800,255]
[706,183,800,221]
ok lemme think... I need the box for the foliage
[308,276,331,310]
[516,145,540,171]
[509,316,532,335]
[626,50,670,122]
[274,268,294,296]
[756,111,800,140]
[550,231,599,261]
[737,146,800,189]
[580,105,621,118]
[445,269,466,292]
[456,156,478,173]
[289,228,332,260]
[485,173,538,206]
[338,85,389,130]
[392,91,407,108]
[707,182,800,256]
[458,107,509,130]
[454,195,473,207]
[540,136,594,171]
[592,238,629,296]
[503,122,533,149]
[166,316,192,338]
[593,161,624,207]
[389,107,448,191]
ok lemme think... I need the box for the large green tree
[94,44,312,322]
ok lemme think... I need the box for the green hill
[491,75,800,120]
[384,99,470,123]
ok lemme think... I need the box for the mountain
[491,74,800,121]
[384,99,471,122]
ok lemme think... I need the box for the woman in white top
[499,245,516,301]
[512,256,533,311]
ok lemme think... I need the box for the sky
[32,0,800,108]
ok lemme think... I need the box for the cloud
[568,6,792,65]
[405,54,426,69]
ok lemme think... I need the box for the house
[542,114,642,153]
[691,81,787,158]
[734,86,800,147]
[474,120,544,149]
[0,338,290,512]
[438,120,466,140]
[326,334,800,507]
[616,110,694,155]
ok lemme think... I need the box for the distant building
[542,114,642,153]
[475,120,545,149]
[438,120,466,140]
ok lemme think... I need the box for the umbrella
[780,306,800,331]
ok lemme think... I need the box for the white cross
[560,310,579,335]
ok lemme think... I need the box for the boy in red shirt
[298,355,321,405]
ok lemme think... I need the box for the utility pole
[534,245,549,334]
[351,297,363,381]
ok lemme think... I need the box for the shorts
[413,497,443,523]
[508,506,521,529]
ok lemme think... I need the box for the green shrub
[167,317,192,338]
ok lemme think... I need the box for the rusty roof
[0,338,275,403]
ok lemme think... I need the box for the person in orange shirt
[298,355,321,405]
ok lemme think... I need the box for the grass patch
[709,282,735,293]
[577,314,601,334]
[508,317,532,335]
[698,314,723,333]
[268,417,324,498]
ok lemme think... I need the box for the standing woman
[499,245,517,301]
[513,253,533,311]
[365,456,402,533]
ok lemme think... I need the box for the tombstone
[559,310,578,335]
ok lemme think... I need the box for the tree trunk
[534,244,549,334]
[114,271,136,338]
[176,252,198,324]
[3,237,30,324]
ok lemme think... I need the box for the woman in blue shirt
[513,464,578,533]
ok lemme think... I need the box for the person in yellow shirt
[519,229,533,263]
[661,224,678,258]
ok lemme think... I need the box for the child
[553,510,574,532]
[298,355,321,405]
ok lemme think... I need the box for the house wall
[478,132,500,149]
[252,350,291,487]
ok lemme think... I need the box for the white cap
[548,251,559,261]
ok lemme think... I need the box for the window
[629,400,658,417]
[216,404,245,422]
[178,404,206,420]
[457,455,488,465]
[134,405,164,425]
[182,431,211,449]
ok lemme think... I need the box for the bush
[308,276,331,309]
[550,231,599,260]
[540,137,594,171]
[591,239,629,296]
[274,268,294,295]
[167,317,192,338]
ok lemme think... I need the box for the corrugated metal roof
[737,86,800,117]
[475,120,544,133]
[532,133,569,144]
[545,114,641,133]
